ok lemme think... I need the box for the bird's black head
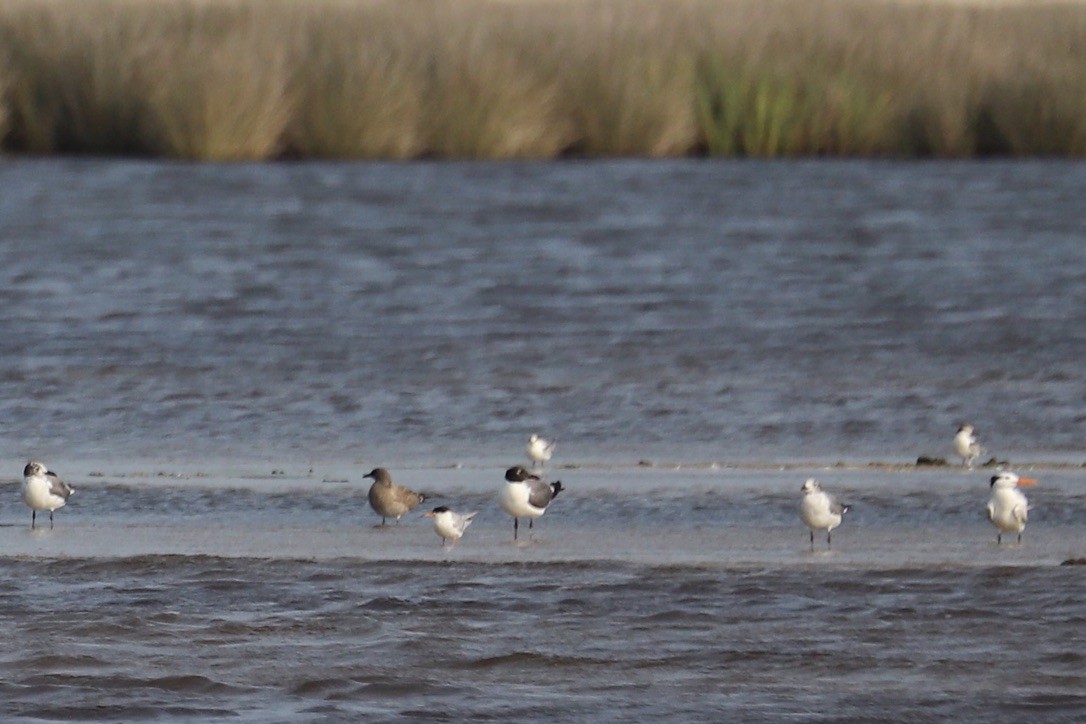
[505,466,540,482]
[550,480,564,498]
[990,475,999,487]
[431,506,450,514]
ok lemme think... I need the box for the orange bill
[1016,477,1039,487]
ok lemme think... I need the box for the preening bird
[954,424,982,468]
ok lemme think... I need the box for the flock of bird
[18,425,1039,547]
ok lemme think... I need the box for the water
[1,158,1084,719]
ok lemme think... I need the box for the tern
[423,506,478,547]
[22,461,74,529]
[954,424,982,468]
[364,467,424,525]
[526,434,556,470]
[987,471,1037,544]
[799,478,849,549]
[500,465,563,540]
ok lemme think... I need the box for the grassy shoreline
[1,0,1084,160]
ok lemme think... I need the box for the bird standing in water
[500,465,563,540]
[423,506,478,547]
[526,434,556,470]
[22,461,74,529]
[799,478,849,549]
[365,467,424,525]
[954,424,982,468]
[987,471,1037,544]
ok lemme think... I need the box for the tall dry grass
[0,0,1084,159]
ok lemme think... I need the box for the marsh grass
[1,0,1084,159]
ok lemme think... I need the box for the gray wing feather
[47,472,73,500]
[527,480,555,509]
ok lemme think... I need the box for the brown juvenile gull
[364,467,425,525]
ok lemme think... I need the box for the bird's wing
[527,479,555,509]
[46,471,73,498]
[986,500,996,522]
[1013,504,1028,525]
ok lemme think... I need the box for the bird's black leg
[513,517,519,540]
[997,533,1002,544]
[827,531,832,548]
[31,510,36,529]
[1017,532,1022,544]
[50,511,55,529]
[809,530,814,548]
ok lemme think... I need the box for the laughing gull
[500,465,563,540]
[22,461,73,529]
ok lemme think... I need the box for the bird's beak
[423,511,436,518]
[1016,477,1039,487]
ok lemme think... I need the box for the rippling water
[1,159,1084,719]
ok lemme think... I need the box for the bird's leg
[997,533,1002,544]
[809,530,814,549]
[1017,532,1022,544]
[827,531,832,548]
[514,518,519,540]
[50,511,55,529]
[31,510,36,529]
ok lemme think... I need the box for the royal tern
[799,478,849,549]
[526,434,556,470]
[364,468,425,525]
[22,461,73,529]
[954,424,982,468]
[987,471,1037,544]
[423,506,478,546]
[500,465,563,540]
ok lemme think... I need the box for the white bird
[987,471,1037,544]
[500,465,564,540]
[423,506,478,547]
[364,468,425,525]
[799,478,849,549]
[526,434,556,470]
[954,424,982,468]
[22,461,74,529]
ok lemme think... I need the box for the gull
[526,434,556,470]
[423,506,478,547]
[987,471,1037,544]
[954,424,982,468]
[364,467,424,525]
[500,465,563,540]
[22,461,74,529]
[799,478,849,549]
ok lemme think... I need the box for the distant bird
[364,467,424,525]
[954,424,982,468]
[526,434,556,469]
[500,465,563,540]
[423,506,478,547]
[22,461,74,529]
[799,478,849,549]
[987,471,1037,544]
